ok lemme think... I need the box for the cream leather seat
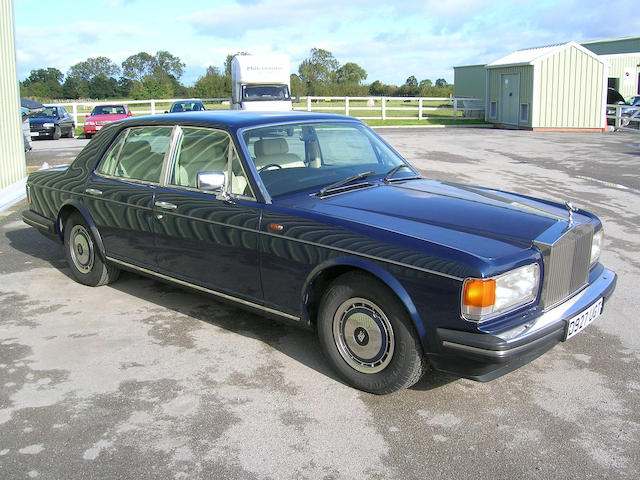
[254,138,305,170]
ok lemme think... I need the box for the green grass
[363,118,487,127]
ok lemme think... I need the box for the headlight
[85,121,95,126]
[590,229,603,265]
[43,122,54,127]
[462,263,540,322]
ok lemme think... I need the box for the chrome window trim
[164,125,257,200]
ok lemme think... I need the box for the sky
[12,0,640,87]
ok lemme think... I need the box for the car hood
[287,179,589,265]
[86,114,127,122]
[29,117,58,125]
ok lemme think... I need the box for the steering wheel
[259,163,282,173]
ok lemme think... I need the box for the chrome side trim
[105,256,301,322]
[259,230,465,282]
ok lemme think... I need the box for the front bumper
[30,126,55,137]
[431,267,617,381]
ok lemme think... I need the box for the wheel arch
[301,257,426,339]
[57,201,107,261]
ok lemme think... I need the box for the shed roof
[486,41,603,69]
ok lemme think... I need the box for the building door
[500,73,520,125]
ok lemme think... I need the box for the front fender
[301,256,426,340]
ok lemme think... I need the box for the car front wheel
[52,126,61,140]
[64,213,119,286]
[317,272,426,394]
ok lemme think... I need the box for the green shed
[485,42,607,131]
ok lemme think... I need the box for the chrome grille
[535,224,593,309]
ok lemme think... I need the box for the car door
[153,126,262,302]
[83,125,173,267]
[59,106,73,134]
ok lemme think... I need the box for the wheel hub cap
[333,298,394,374]
[69,225,94,274]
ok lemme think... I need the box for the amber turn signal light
[462,279,496,308]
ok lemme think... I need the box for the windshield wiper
[318,171,376,197]
[383,164,421,183]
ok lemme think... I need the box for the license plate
[565,298,603,340]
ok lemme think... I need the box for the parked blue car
[29,105,75,139]
[21,111,616,394]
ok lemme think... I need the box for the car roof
[126,111,362,129]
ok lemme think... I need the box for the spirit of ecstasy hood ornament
[565,201,578,226]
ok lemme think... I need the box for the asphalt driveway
[1,128,638,479]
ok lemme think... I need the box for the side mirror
[127,111,133,117]
[197,171,226,192]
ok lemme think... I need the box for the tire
[85,133,92,139]
[64,213,119,287]
[317,272,426,394]
[52,126,61,140]
[65,124,75,138]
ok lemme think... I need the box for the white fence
[292,96,485,120]
[607,104,640,132]
[51,96,486,126]
[52,98,230,127]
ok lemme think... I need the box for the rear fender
[58,200,107,261]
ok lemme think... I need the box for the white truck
[231,55,292,111]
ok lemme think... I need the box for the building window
[490,101,497,119]
[520,103,529,123]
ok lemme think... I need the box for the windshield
[243,85,290,101]
[91,106,126,115]
[32,107,57,118]
[242,122,412,198]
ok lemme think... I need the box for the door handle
[155,201,177,210]
[85,188,102,196]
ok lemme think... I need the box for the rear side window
[97,126,172,183]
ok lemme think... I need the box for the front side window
[169,127,253,198]
[242,122,407,197]
[97,126,172,183]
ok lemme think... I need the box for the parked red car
[83,105,133,138]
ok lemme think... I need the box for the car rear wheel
[64,213,119,287]
[52,126,61,140]
[317,272,426,394]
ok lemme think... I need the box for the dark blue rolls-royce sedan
[22,111,617,394]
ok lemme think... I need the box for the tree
[68,56,121,81]
[336,62,367,84]
[290,74,306,97]
[193,66,230,98]
[21,67,64,99]
[435,78,447,88]
[298,48,340,89]
[419,79,432,88]
[153,50,185,82]
[122,52,156,82]
[24,68,64,86]
[405,75,418,87]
